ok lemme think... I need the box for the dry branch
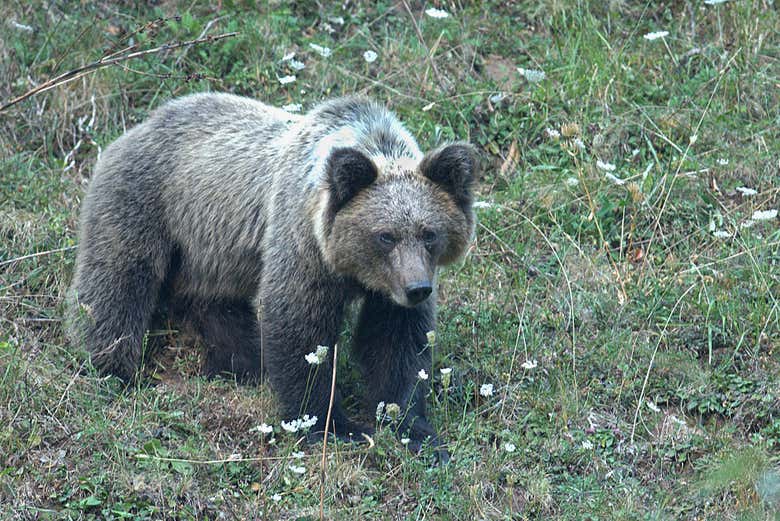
[320,343,339,521]
[0,32,239,114]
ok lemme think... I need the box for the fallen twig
[0,245,77,268]
[320,343,339,521]
[0,32,239,113]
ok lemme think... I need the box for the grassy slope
[1,1,778,519]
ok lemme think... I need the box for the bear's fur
[67,93,476,455]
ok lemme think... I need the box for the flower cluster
[280,414,318,433]
[425,7,450,18]
[480,383,494,397]
[440,367,452,388]
[643,31,669,41]
[305,345,329,365]
[521,359,538,370]
[309,43,332,58]
[363,50,378,63]
[375,401,401,422]
[517,67,546,83]
[252,423,273,434]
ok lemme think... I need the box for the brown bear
[67,93,476,459]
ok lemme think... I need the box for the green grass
[1,1,779,519]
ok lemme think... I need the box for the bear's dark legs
[260,269,364,438]
[352,292,442,456]
[184,298,262,382]
[69,257,167,382]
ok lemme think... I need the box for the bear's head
[322,143,477,307]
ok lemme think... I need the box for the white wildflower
[280,419,299,433]
[328,16,345,25]
[504,442,516,453]
[489,92,506,104]
[257,423,273,434]
[281,51,295,62]
[291,451,305,459]
[521,359,538,370]
[363,50,378,63]
[418,369,429,380]
[440,367,452,388]
[375,401,385,420]
[605,173,626,185]
[473,201,493,209]
[518,67,546,83]
[565,177,579,187]
[288,464,306,475]
[309,43,332,58]
[11,21,34,33]
[277,75,296,85]
[573,137,586,151]
[545,127,560,139]
[271,493,282,502]
[480,383,494,397]
[717,157,729,166]
[282,103,302,113]
[280,414,317,433]
[440,368,452,388]
[305,345,329,365]
[741,220,755,229]
[385,403,400,419]
[228,453,242,461]
[704,0,728,4]
[400,437,410,445]
[316,345,329,361]
[736,186,757,196]
[425,7,450,18]
[643,31,669,41]
[289,59,305,71]
[582,439,594,450]
[596,160,616,172]
[300,414,317,430]
[713,230,731,239]
[426,330,436,345]
[752,209,778,221]
[646,401,661,413]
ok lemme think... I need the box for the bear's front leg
[260,268,367,440]
[353,291,447,462]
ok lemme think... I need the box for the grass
[1,0,779,519]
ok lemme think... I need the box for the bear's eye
[377,232,396,248]
[422,229,438,245]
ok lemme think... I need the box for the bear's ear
[419,143,477,212]
[326,147,378,213]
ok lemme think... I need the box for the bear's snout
[405,281,432,305]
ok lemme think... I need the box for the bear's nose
[405,281,432,305]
